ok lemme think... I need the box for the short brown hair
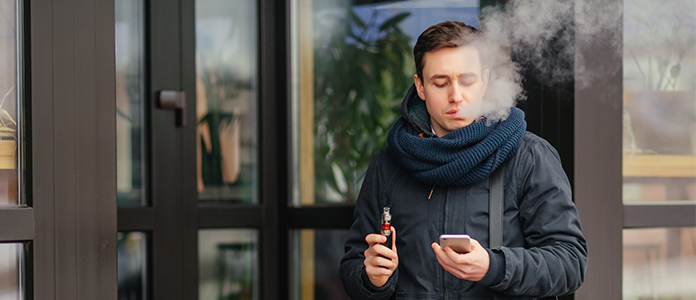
[413,21,484,82]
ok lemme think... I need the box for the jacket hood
[400,84,437,138]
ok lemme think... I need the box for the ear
[481,69,490,95]
[414,74,426,101]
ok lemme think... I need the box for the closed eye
[459,74,478,86]
[460,80,476,87]
[433,81,449,88]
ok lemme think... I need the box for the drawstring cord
[428,186,435,200]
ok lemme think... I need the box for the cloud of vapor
[473,0,622,122]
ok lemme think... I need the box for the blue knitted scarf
[387,107,526,186]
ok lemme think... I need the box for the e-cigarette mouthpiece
[381,206,392,236]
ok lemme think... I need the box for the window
[0,0,26,299]
[198,229,258,300]
[622,0,696,298]
[117,232,147,300]
[115,0,146,207]
[196,0,259,204]
[0,243,24,300]
[0,0,22,207]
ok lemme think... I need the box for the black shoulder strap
[489,165,506,300]
[489,164,505,248]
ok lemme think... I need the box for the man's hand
[431,237,489,281]
[363,226,398,287]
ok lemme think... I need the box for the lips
[446,109,462,119]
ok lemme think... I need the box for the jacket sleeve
[489,138,588,297]
[340,151,398,300]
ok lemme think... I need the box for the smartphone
[439,234,471,254]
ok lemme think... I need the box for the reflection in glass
[0,243,23,300]
[0,0,19,206]
[115,0,146,206]
[196,0,258,203]
[118,232,147,300]
[622,0,696,203]
[292,229,349,300]
[623,227,696,299]
[291,0,480,206]
[199,229,258,300]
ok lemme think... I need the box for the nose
[449,84,463,103]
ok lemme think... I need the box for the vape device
[381,206,391,236]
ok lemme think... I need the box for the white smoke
[474,0,623,121]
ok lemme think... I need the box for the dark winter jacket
[339,86,587,300]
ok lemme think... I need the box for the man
[340,21,587,299]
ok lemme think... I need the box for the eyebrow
[429,73,478,81]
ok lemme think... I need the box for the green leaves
[379,12,411,32]
[313,8,413,203]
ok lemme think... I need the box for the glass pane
[115,0,146,206]
[196,0,258,204]
[292,229,349,300]
[0,243,24,300]
[290,0,480,206]
[199,229,258,300]
[624,227,696,299]
[118,232,147,300]
[0,0,20,206]
[622,0,696,203]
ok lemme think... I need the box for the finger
[365,233,386,246]
[432,243,470,278]
[431,242,444,261]
[431,241,441,252]
[432,242,458,267]
[369,243,396,259]
[432,241,455,258]
[390,226,397,254]
[442,245,468,264]
[431,242,448,262]
[467,238,487,257]
[367,254,397,270]
[470,238,482,249]
[432,243,458,274]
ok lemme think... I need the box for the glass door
[116,0,282,299]
[116,0,197,298]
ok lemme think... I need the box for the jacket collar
[400,84,437,138]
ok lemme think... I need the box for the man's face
[414,45,489,137]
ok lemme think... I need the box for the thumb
[470,237,482,249]
[391,226,397,254]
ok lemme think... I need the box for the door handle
[157,90,186,127]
